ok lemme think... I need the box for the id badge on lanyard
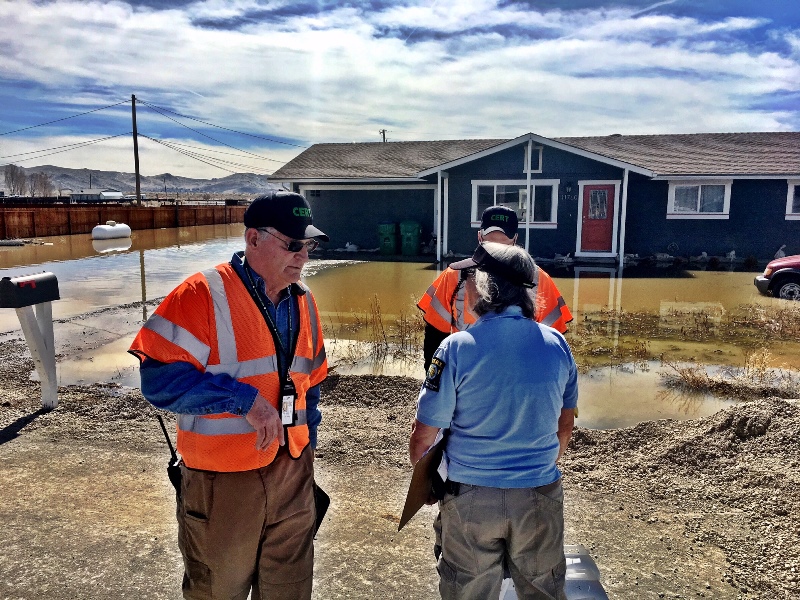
[280,374,297,425]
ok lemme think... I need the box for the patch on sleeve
[424,356,446,392]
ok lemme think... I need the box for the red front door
[580,184,615,252]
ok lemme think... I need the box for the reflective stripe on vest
[301,282,327,371]
[179,409,308,435]
[540,296,568,328]
[206,355,278,378]
[142,313,211,366]
[422,283,454,331]
[204,267,237,364]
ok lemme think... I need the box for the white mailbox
[0,272,60,409]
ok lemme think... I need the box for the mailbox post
[0,273,60,409]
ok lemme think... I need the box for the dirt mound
[565,397,800,598]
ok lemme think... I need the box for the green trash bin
[378,222,398,255]
[400,220,421,256]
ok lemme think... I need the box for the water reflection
[2,227,797,430]
[92,238,132,254]
[0,224,246,331]
[576,362,736,429]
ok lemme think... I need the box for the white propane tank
[91,220,132,240]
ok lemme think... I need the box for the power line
[159,138,287,164]
[0,132,132,166]
[142,136,239,174]
[0,133,131,160]
[141,135,273,176]
[0,100,130,136]
[138,99,307,148]
[142,136,272,189]
[141,135,271,173]
[138,102,285,165]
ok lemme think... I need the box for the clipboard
[398,435,446,531]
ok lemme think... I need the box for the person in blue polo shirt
[409,242,578,600]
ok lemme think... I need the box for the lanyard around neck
[244,265,293,357]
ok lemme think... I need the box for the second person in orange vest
[418,205,573,369]
[129,191,328,600]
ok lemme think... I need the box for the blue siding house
[269,132,800,262]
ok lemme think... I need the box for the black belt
[444,479,562,497]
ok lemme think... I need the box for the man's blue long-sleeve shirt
[138,252,322,447]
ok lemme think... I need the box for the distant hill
[0,165,276,197]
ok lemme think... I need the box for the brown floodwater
[3,226,796,429]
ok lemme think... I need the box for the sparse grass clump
[660,348,800,401]
[567,302,800,371]
[323,294,424,368]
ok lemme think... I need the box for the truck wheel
[775,278,800,300]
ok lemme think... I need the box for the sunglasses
[258,228,319,253]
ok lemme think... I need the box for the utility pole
[379,129,387,143]
[131,94,142,206]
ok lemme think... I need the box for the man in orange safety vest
[130,191,328,599]
[417,205,572,370]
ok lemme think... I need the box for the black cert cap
[244,190,328,241]
[480,205,518,238]
[449,243,535,288]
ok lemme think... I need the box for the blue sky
[0,0,798,178]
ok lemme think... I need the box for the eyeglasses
[258,228,319,253]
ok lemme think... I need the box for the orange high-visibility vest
[417,266,572,334]
[129,263,327,472]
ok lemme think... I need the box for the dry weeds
[661,348,800,400]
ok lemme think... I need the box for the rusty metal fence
[0,205,247,239]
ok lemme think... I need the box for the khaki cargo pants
[437,481,567,600]
[177,447,315,600]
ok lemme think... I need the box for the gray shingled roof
[555,132,800,177]
[270,139,506,180]
[270,132,800,180]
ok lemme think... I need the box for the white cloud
[0,0,797,177]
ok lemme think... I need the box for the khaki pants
[437,482,567,600]
[177,447,315,600]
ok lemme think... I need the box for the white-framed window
[524,146,543,174]
[787,180,800,220]
[667,180,732,219]
[472,180,559,228]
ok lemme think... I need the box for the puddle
[46,336,141,388]
[575,362,736,429]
